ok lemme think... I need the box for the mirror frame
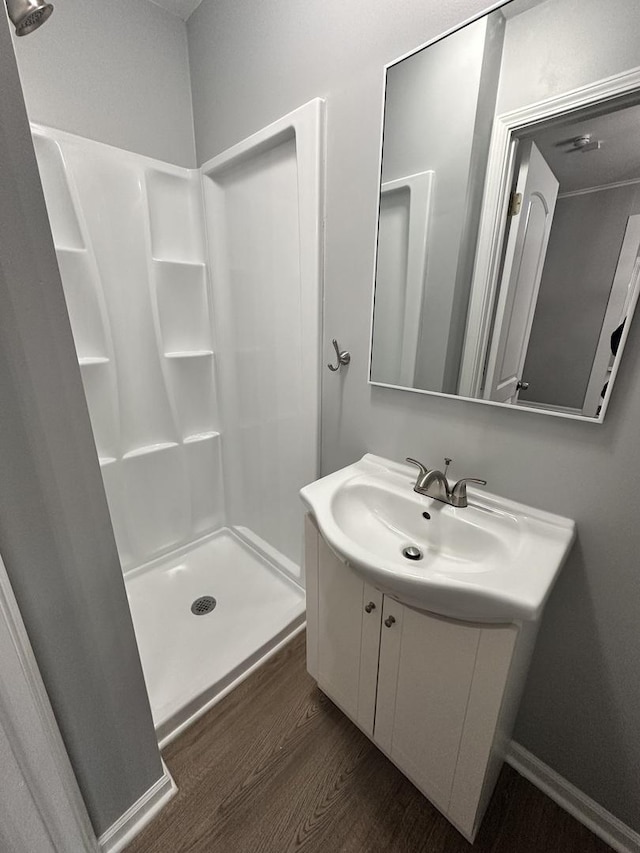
[368,0,640,423]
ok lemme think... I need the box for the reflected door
[484,141,559,403]
[582,214,640,416]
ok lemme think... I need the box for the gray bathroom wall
[443,11,504,394]
[523,184,640,410]
[188,0,640,832]
[11,0,196,167]
[0,14,163,836]
[380,16,491,393]
[497,0,640,114]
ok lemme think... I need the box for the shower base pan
[125,527,305,747]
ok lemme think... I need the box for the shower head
[6,0,53,36]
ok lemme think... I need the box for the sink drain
[402,546,423,561]
[191,596,217,615]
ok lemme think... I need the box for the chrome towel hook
[327,338,351,372]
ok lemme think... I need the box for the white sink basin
[300,454,575,622]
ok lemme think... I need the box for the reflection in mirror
[370,0,640,421]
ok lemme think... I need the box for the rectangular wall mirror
[369,0,640,421]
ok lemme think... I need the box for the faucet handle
[406,458,429,478]
[453,477,487,490]
[450,477,487,507]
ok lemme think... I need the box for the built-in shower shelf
[164,350,214,359]
[123,442,179,460]
[55,246,88,255]
[146,168,205,264]
[79,356,110,366]
[152,258,206,270]
[183,431,220,444]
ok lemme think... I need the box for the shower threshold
[125,527,306,748]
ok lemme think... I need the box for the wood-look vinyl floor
[127,633,612,853]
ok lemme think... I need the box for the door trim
[0,551,99,853]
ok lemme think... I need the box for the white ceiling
[147,0,204,21]
[524,104,640,193]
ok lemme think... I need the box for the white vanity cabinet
[304,515,534,842]
[309,525,383,737]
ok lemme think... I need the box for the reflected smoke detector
[571,134,602,153]
[6,0,53,36]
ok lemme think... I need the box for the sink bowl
[300,454,575,622]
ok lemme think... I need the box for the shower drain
[191,596,217,615]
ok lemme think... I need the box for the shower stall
[32,101,323,745]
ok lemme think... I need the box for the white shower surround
[31,124,223,569]
[31,99,323,741]
[201,99,324,579]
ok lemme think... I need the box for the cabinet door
[317,535,382,732]
[374,598,480,812]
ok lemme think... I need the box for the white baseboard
[98,760,177,853]
[507,742,640,853]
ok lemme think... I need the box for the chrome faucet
[406,457,487,508]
